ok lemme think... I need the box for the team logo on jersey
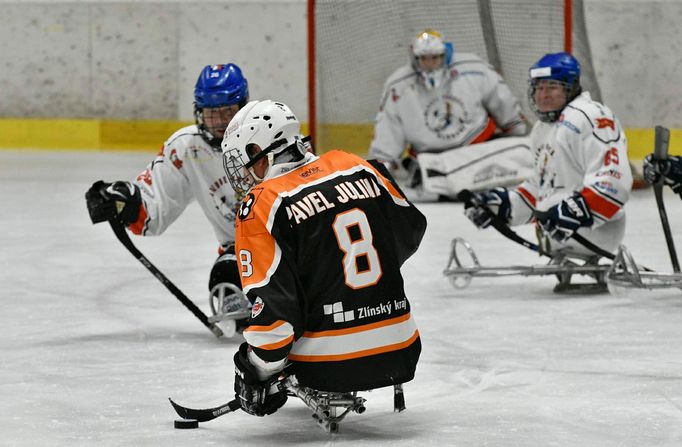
[596,118,615,130]
[169,149,183,170]
[238,192,257,220]
[251,297,264,319]
[535,143,556,189]
[424,95,469,140]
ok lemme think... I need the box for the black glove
[464,187,512,228]
[536,192,593,243]
[234,343,288,417]
[401,156,421,188]
[85,180,142,225]
[643,154,682,193]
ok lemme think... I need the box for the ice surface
[2,149,682,446]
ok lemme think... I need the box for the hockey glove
[401,156,421,188]
[643,154,682,194]
[464,187,512,229]
[536,192,594,243]
[233,343,288,417]
[85,180,142,225]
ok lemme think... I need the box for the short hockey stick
[458,189,545,256]
[169,397,240,422]
[108,220,224,338]
[529,209,616,261]
[652,125,680,272]
[459,189,618,261]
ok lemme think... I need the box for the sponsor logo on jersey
[324,301,354,323]
[299,166,322,178]
[251,297,264,319]
[558,114,580,134]
[594,180,618,195]
[595,168,622,179]
[324,298,407,324]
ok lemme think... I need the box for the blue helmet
[194,64,249,109]
[193,64,249,149]
[528,52,581,122]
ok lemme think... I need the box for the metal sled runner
[443,238,682,293]
[443,237,611,292]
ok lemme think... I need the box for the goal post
[307,0,600,155]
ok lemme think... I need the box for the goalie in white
[464,52,633,260]
[368,29,530,198]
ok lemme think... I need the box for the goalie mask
[528,52,581,123]
[194,64,249,149]
[410,29,454,90]
[221,100,307,195]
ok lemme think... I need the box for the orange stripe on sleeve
[244,320,289,333]
[580,186,621,219]
[515,186,536,207]
[128,204,148,235]
[255,335,295,351]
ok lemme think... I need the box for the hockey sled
[285,376,369,433]
[605,245,682,291]
[443,237,611,294]
[207,282,251,337]
[444,238,682,294]
[170,374,404,434]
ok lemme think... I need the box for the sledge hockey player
[464,52,632,286]
[221,100,426,419]
[368,29,530,199]
[85,64,251,330]
[643,154,682,194]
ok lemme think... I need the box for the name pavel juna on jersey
[285,177,382,225]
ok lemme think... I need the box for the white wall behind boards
[0,0,679,127]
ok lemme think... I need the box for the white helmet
[411,29,446,58]
[410,29,450,90]
[221,100,307,195]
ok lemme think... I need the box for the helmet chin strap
[248,152,275,185]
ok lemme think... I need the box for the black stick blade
[169,397,240,422]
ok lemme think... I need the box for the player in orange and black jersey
[221,100,426,417]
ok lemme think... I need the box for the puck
[174,418,199,429]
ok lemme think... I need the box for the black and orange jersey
[234,150,426,392]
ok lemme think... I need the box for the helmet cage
[410,29,453,90]
[221,100,307,195]
[193,64,249,148]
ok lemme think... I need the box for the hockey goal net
[308,0,600,154]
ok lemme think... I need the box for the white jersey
[508,92,633,253]
[368,52,527,163]
[128,124,238,251]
